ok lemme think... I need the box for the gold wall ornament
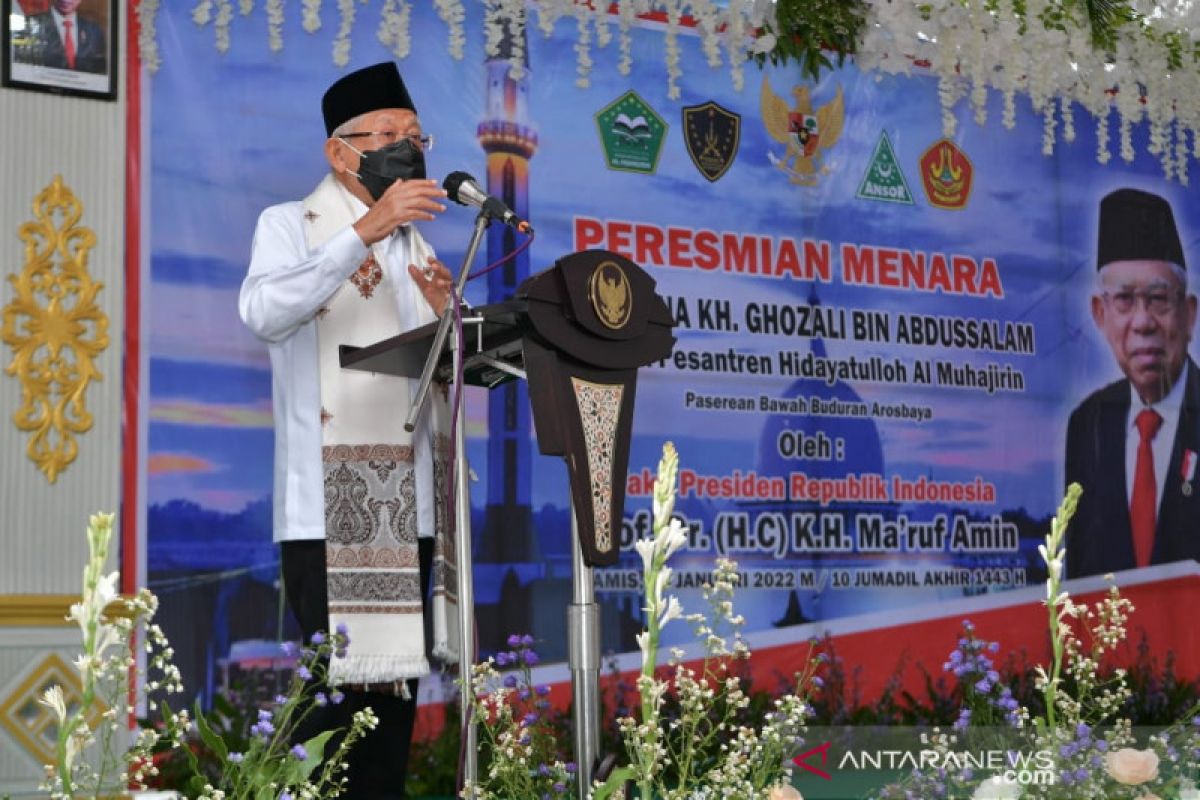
[2,176,109,483]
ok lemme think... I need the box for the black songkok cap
[321,61,416,137]
[1097,188,1186,271]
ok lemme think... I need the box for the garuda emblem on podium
[589,261,632,330]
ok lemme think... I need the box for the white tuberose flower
[39,685,67,722]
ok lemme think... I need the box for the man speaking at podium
[239,61,457,798]
[1065,188,1200,580]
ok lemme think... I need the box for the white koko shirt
[240,179,441,542]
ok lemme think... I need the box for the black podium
[341,249,675,794]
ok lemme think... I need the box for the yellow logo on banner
[760,78,844,186]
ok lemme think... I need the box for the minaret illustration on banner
[476,26,538,568]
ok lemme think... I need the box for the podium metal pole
[451,334,477,787]
[568,504,601,799]
[405,211,491,789]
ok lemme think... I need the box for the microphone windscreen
[442,171,476,206]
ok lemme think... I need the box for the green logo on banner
[596,90,667,174]
[856,131,913,205]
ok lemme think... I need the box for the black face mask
[346,137,427,201]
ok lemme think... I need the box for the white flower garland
[856,0,1200,181]
[377,0,411,60]
[213,0,234,53]
[266,0,285,52]
[136,0,160,73]
[153,0,1200,181]
[332,0,355,66]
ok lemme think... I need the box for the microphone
[442,171,533,234]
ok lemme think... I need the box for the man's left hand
[409,256,454,315]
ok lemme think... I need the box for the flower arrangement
[158,627,381,800]
[876,484,1200,799]
[461,635,578,799]
[454,443,815,799]
[37,512,185,798]
[42,512,380,800]
[591,442,817,799]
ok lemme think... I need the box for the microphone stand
[406,209,490,790]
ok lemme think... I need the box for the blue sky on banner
[146,1,1195,528]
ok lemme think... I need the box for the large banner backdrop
[144,3,1198,697]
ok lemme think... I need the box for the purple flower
[290,744,308,760]
[811,676,824,688]
[330,690,345,705]
[496,652,511,667]
[315,692,328,707]
[523,650,540,666]
[535,685,551,697]
[522,712,539,726]
[504,675,519,689]
[251,720,275,738]
[279,793,293,800]
[258,709,274,722]
[281,641,298,657]
[565,762,577,774]
[507,634,523,649]
[553,782,566,793]
[297,665,312,681]
[274,694,288,705]
[336,622,349,636]
[518,688,531,700]
[228,752,244,763]
[537,764,551,777]
[521,634,535,647]
[311,631,326,646]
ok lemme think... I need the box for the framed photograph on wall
[2,0,117,100]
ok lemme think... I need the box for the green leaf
[192,699,229,761]
[591,766,636,800]
[294,729,337,782]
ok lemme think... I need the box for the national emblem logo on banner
[856,131,914,205]
[596,90,668,174]
[919,138,974,209]
[760,76,844,186]
[682,101,741,182]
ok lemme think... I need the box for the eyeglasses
[338,131,434,151]
[1101,287,1183,316]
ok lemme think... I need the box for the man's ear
[1091,294,1106,329]
[1186,293,1198,338]
[324,138,350,173]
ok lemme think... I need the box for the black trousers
[281,537,434,800]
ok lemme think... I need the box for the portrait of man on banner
[1065,187,1200,579]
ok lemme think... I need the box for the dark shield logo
[682,101,741,182]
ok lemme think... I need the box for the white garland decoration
[136,0,161,73]
[266,0,285,52]
[332,0,355,66]
[301,0,321,34]
[150,0,1200,180]
[377,0,411,60]
[214,0,234,53]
